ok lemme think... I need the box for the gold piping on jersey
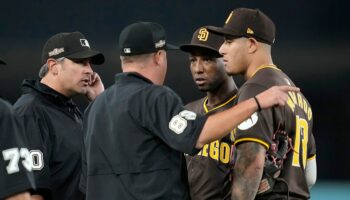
[307,154,316,161]
[234,137,270,150]
[251,64,280,78]
[203,94,237,113]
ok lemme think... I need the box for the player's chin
[197,85,209,92]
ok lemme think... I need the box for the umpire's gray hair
[120,53,154,64]
[38,57,65,78]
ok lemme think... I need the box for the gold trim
[234,138,270,149]
[307,154,316,161]
[251,64,280,78]
[203,94,237,113]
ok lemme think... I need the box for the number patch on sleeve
[2,147,32,174]
[169,115,188,134]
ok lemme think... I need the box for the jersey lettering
[30,150,44,170]
[287,92,313,121]
[198,140,231,164]
[292,115,309,168]
[2,147,32,174]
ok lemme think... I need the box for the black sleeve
[133,86,208,155]
[234,83,274,149]
[0,101,35,199]
[79,140,87,194]
[14,105,51,194]
[308,133,316,158]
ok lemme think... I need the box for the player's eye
[189,57,196,63]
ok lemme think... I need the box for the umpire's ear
[153,50,166,67]
[47,58,60,76]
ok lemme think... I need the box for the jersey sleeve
[234,83,274,149]
[14,106,51,195]
[0,101,35,199]
[133,86,207,155]
[307,133,316,159]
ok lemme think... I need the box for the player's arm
[29,195,44,200]
[305,156,317,189]
[5,192,31,200]
[196,85,299,148]
[231,142,266,200]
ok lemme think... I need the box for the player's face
[56,58,93,97]
[219,37,249,75]
[189,52,227,92]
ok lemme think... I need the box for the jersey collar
[250,64,280,78]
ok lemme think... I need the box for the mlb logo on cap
[118,21,178,56]
[41,31,105,65]
[80,39,90,47]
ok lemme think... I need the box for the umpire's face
[55,57,94,97]
[219,37,251,76]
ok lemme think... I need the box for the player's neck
[245,55,274,80]
[206,78,237,109]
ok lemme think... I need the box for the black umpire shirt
[0,99,35,199]
[13,80,84,200]
[83,72,208,200]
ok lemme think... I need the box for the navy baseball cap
[41,31,105,65]
[119,21,178,56]
[206,8,276,45]
[180,27,224,57]
[0,57,6,65]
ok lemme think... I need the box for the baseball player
[207,8,317,199]
[82,21,299,200]
[13,32,105,200]
[180,27,237,200]
[0,58,35,200]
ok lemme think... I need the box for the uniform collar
[22,79,74,105]
[115,72,153,84]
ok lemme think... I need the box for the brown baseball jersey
[234,65,316,200]
[185,93,237,200]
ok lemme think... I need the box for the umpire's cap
[206,8,276,45]
[119,21,178,56]
[180,27,224,57]
[0,57,6,65]
[41,32,105,65]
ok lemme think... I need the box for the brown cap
[206,8,276,45]
[180,27,224,57]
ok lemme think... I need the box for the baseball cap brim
[166,43,179,51]
[0,57,7,65]
[66,49,105,65]
[180,44,222,57]
[205,25,241,38]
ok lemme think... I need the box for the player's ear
[247,37,258,54]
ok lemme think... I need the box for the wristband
[254,96,262,111]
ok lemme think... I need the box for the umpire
[13,32,105,200]
[0,58,35,200]
[83,21,298,200]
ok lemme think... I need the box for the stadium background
[0,1,349,199]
